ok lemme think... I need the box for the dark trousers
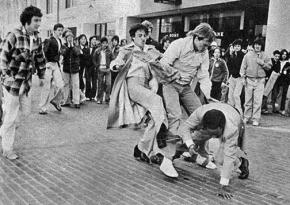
[97,71,111,102]
[79,65,85,91]
[85,66,97,99]
[210,81,222,100]
[272,83,289,111]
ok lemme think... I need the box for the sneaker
[96,100,102,104]
[3,150,19,160]
[239,157,249,179]
[86,98,91,101]
[39,110,48,115]
[74,104,80,109]
[160,157,178,178]
[252,121,259,126]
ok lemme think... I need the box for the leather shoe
[50,101,62,111]
[74,104,80,109]
[239,157,249,179]
[133,145,150,163]
[160,157,178,178]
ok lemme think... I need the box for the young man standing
[226,39,245,115]
[178,102,249,199]
[0,6,46,159]
[85,36,99,100]
[94,37,112,104]
[39,23,65,114]
[240,39,272,126]
[62,31,81,108]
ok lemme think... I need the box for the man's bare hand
[217,186,233,199]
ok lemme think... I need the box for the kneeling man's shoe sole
[3,151,19,160]
[160,157,178,178]
[239,157,249,179]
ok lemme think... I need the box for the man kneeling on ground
[177,102,249,199]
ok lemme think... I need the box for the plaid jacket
[0,26,46,96]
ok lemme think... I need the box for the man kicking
[178,102,249,199]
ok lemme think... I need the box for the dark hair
[273,50,280,56]
[253,38,264,50]
[89,35,99,43]
[202,109,226,130]
[53,23,64,31]
[20,6,43,26]
[100,37,108,43]
[129,23,148,37]
[280,49,289,60]
[161,35,171,47]
[232,39,242,46]
[111,35,120,44]
[213,47,222,55]
[78,34,88,45]
[120,39,127,46]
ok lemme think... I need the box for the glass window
[65,0,74,8]
[161,16,182,33]
[46,0,52,14]
[95,23,107,38]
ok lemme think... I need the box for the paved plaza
[0,79,290,205]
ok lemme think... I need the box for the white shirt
[280,60,287,73]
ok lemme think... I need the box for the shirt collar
[21,26,38,37]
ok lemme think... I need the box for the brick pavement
[0,78,290,205]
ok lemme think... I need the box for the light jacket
[178,103,246,185]
[160,36,211,99]
[240,50,272,78]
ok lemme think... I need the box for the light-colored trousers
[162,83,202,135]
[244,77,265,122]
[39,62,64,111]
[0,88,31,152]
[127,77,169,158]
[63,72,80,105]
[228,76,244,115]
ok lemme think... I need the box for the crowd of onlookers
[38,20,290,125]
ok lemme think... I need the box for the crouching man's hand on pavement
[217,185,233,199]
[188,143,199,156]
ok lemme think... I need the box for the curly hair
[20,6,43,26]
[129,24,148,37]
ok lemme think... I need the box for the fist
[256,58,264,66]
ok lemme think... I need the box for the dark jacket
[225,50,244,78]
[93,47,112,72]
[43,36,62,63]
[111,45,120,60]
[62,43,80,74]
[266,58,280,78]
[209,57,228,83]
[78,45,90,68]
[87,47,98,68]
[276,61,290,85]
[146,37,162,52]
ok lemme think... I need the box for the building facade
[0,0,285,55]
